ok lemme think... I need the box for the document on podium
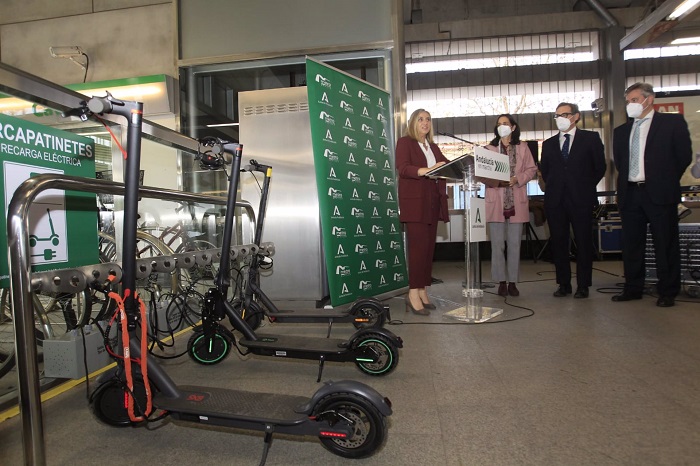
[424,154,474,180]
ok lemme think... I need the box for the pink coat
[482,142,537,223]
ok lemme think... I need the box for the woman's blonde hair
[405,108,433,143]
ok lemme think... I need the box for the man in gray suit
[612,82,692,307]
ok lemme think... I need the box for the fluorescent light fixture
[670,36,700,44]
[206,122,239,127]
[668,0,700,20]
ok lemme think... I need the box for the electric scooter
[231,159,389,335]
[186,149,403,382]
[65,95,393,462]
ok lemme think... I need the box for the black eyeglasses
[553,113,573,119]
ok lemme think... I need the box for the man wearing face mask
[612,82,692,307]
[540,102,606,299]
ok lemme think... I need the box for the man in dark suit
[612,82,692,307]
[541,102,606,299]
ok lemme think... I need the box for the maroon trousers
[405,221,439,288]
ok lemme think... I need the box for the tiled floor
[1,258,700,465]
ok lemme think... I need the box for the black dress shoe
[656,296,675,307]
[553,285,572,297]
[611,291,643,302]
[574,287,589,299]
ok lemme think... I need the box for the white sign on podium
[474,146,509,181]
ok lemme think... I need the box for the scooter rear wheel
[187,327,232,365]
[314,393,387,458]
[229,299,263,331]
[354,333,399,376]
[90,377,151,427]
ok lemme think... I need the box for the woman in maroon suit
[396,109,449,315]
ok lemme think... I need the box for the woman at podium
[482,114,537,297]
[396,108,450,315]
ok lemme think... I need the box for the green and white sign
[474,146,509,181]
[306,58,408,306]
[0,113,97,287]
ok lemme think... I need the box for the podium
[427,154,503,323]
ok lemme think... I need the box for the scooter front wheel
[90,377,151,427]
[314,393,387,459]
[353,333,399,376]
[351,301,386,330]
[187,327,232,365]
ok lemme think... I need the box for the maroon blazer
[395,136,450,224]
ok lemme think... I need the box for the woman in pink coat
[482,114,537,297]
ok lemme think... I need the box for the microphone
[436,132,479,146]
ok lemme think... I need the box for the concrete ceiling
[608,0,700,49]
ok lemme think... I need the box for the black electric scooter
[74,95,393,462]
[186,151,403,382]
[231,159,388,335]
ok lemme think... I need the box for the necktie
[561,134,570,161]
[629,119,645,178]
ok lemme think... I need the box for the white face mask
[555,116,572,132]
[497,125,512,138]
[626,97,647,119]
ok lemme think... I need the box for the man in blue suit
[541,102,606,299]
[612,82,692,307]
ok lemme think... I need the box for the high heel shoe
[421,300,436,310]
[405,297,430,316]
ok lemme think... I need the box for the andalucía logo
[390,223,399,234]
[350,207,364,218]
[335,265,351,276]
[347,152,358,165]
[351,188,361,201]
[319,111,335,125]
[375,240,385,252]
[368,173,377,185]
[343,118,354,131]
[386,191,395,202]
[358,280,372,291]
[318,92,332,107]
[364,140,374,152]
[327,167,339,181]
[323,129,335,144]
[358,90,371,102]
[339,282,351,297]
[377,97,385,109]
[331,205,343,219]
[315,74,332,88]
[383,159,392,170]
[340,82,351,96]
[367,190,380,202]
[379,274,388,287]
[359,260,369,274]
[343,135,357,148]
[371,207,381,218]
[375,259,388,269]
[328,187,343,199]
[332,226,347,237]
[336,244,348,258]
[380,128,388,139]
[394,254,402,265]
[361,107,371,119]
[354,224,365,237]
[340,100,354,113]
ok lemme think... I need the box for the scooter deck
[154,385,309,425]
[240,334,350,358]
[270,308,351,323]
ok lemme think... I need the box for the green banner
[306,58,408,306]
[0,114,98,287]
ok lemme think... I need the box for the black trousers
[620,183,680,297]
[545,196,595,288]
